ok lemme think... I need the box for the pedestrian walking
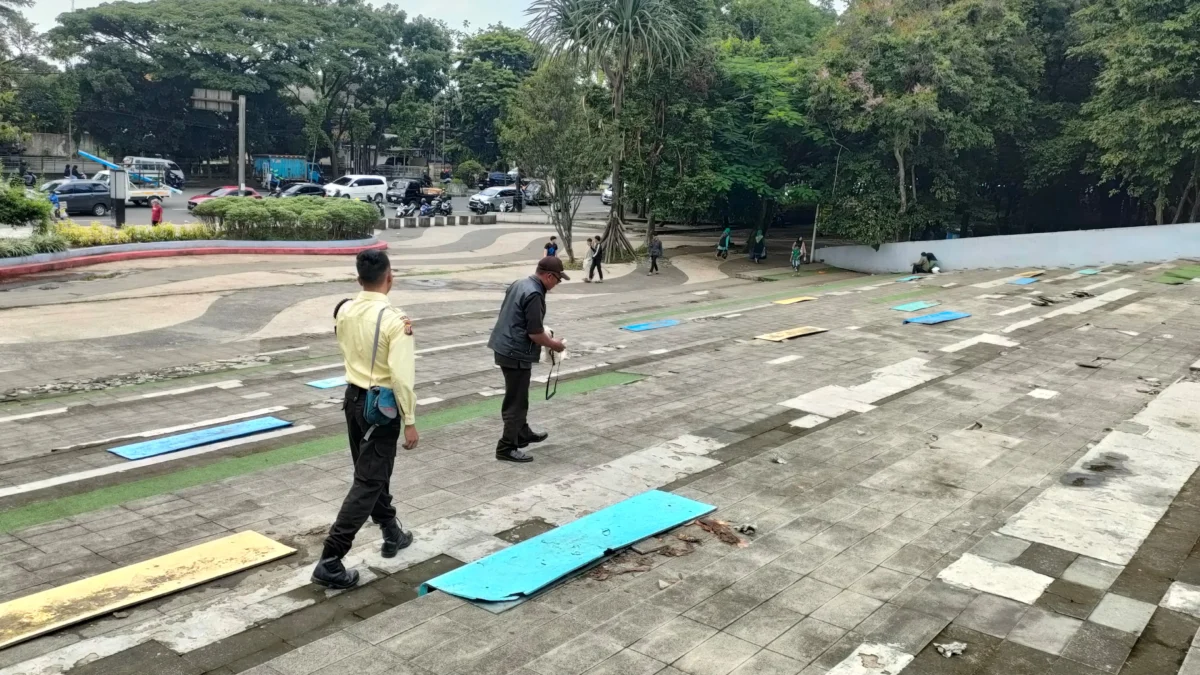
[749,230,767,263]
[648,234,663,275]
[583,237,594,271]
[488,256,568,463]
[716,227,732,259]
[48,192,62,220]
[544,236,559,257]
[790,238,805,272]
[312,249,418,590]
[585,235,604,283]
[150,198,163,226]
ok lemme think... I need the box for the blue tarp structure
[109,417,293,460]
[1008,278,1039,285]
[892,300,940,312]
[307,376,347,389]
[621,319,681,332]
[420,490,715,603]
[904,311,971,325]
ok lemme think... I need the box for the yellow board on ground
[773,296,818,305]
[1019,270,1045,278]
[0,531,294,649]
[756,326,828,342]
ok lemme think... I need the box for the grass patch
[0,371,643,534]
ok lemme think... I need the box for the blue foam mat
[307,376,347,389]
[109,417,293,460]
[904,311,971,325]
[621,319,681,332]
[1008,277,1039,285]
[892,300,940,312]
[896,275,923,282]
[420,490,715,603]
[1078,269,1100,275]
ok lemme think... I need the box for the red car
[187,186,263,211]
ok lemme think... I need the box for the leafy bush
[0,232,70,258]
[454,160,485,184]
[0,180,53,232]
[193,196,378,240]
[53,222,218,248]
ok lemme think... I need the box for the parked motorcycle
[434,195,452,216]
[397,202,419,217]
[419,199,433,217]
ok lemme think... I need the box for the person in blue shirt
[310,167,322,184]
[48,192,62,220]
[544,236,559,258]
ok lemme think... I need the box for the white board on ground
[826,643,914,674]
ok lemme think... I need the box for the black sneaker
[496,448,535,463]
[380,519,413,559]
[311,557,359,590]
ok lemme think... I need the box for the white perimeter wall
[816,222,1200,273]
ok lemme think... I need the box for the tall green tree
[452,25,537,164]
[501,59,611,261]
[528,0,697,261]
[1074,0,1200,224]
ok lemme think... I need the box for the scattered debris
[935,642,967,658]
[1140,376,1161,385]
[967,421,983,430]
[856,430,866,436]
[1070,290,1094,298]
[112,611,130,619]
[859,654,883,668]
[1077,357,1113,369]
[771,457,787,464]
[737,524,758,536]
[930,433,939,442]
[631,537,666,555]
[658,580,673,590]
[587,551,654,580]
[697,518,747,547]
[676,532,702,544]
[1,354,273,402]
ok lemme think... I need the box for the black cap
[536,256,570,280]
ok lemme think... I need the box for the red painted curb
[0,240,387,279]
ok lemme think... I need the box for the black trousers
[588,259,604,280]
[650,256,659,273]
[498,365,533,450]
[322,384,400,560]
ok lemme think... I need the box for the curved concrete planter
[0,237,387,279]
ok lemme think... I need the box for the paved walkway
[0,236,1198,675]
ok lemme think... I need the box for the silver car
[601,185,613,205]
[469,186,520,213]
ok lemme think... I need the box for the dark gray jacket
[487,275,546,364]
[650,239,663,257]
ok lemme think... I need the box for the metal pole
[237,95,247,193]
[812,145,843,262]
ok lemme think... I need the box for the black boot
[380,519,413,558]
[311,557,359,590]
[517,427,548,448]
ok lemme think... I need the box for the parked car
[601,185,613,205]
[522,179,548,206]
[38,178,74,194]
[187,186,263,211]
[324,175,387,201]
[469,186,521,213]
[386,179,443,205]
[273,183,326,198]
[50,180,112,216]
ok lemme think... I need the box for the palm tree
[527,0,693,261]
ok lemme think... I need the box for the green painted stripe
[618,275,896,324]
[0,371,643,535]
[870,288,937,304]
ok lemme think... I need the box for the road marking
[416,397,443,406]
[118,380,243,401]
[256,346,310,356]
[0,425,315,499]
[1083,274,1132,291]
[996,304,1033,316]
[768,355,801,365]
[290,363,341,374]
[939,333,1018,353]
[0,408,67,424]
[415,339,488,355]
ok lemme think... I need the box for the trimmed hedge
[54,222,218,248]
[0,181,53,231]
[192,196,379,241]
[0,233,70,258]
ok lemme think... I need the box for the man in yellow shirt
[312,249,418,589]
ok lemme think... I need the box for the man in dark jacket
[487,257,568,462]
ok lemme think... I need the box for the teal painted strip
[421,490,715,602]
[904,311,971,325]
[1009,278,1038,285]
[891,300,940,312]
[307,376,347,389]
[110,417,293,460]
[622,319,681,332]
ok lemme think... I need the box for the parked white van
[324,175,387,202]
